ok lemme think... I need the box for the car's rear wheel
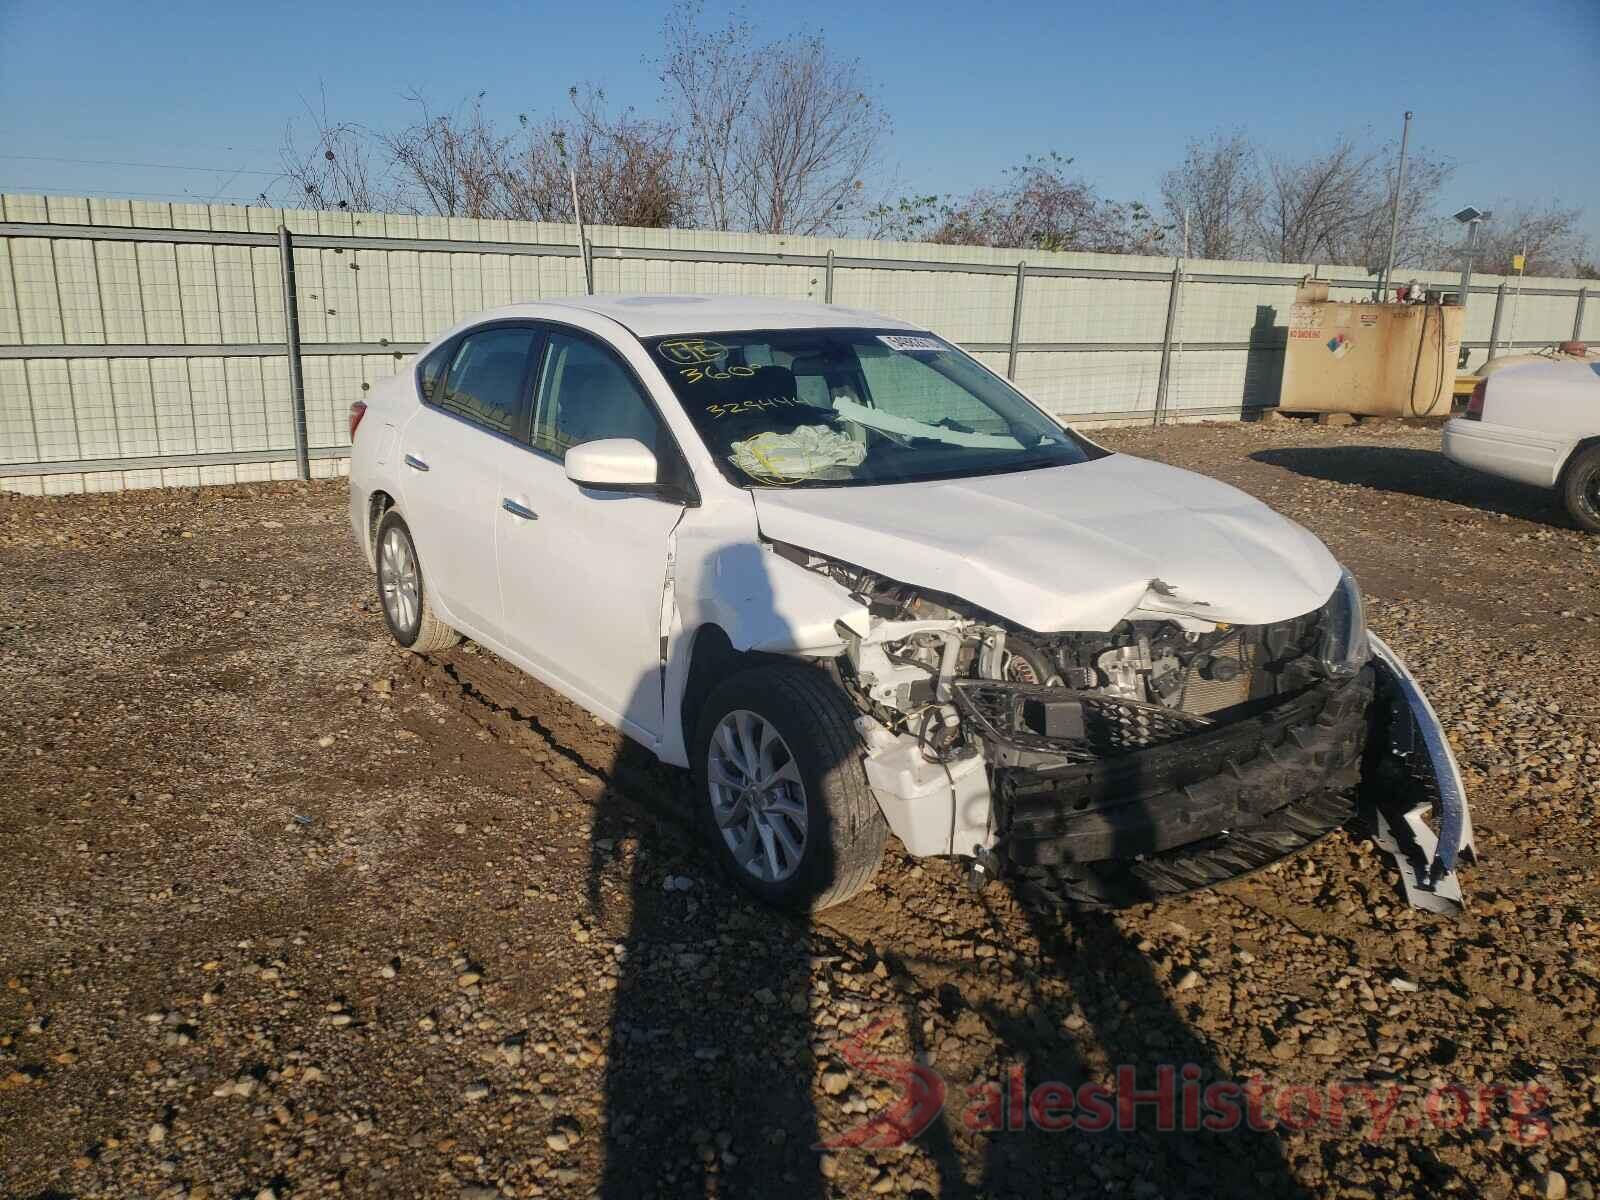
[1560,445,1600,533]
[692,665,886,912]
[375,510,459,653]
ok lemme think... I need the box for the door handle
[501,498,538,520]
[403,453,429,472]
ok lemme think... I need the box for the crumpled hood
[751,454,1342,632]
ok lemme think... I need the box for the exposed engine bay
[786,545,1341,764]
[767,539,1472,912]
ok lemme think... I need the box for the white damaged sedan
[348,296,1474,913]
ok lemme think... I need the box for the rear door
[496,328,689,739]
[398,323,543,639]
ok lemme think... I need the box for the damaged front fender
[1365,633,1477,914]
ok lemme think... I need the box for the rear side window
[417,340,453,403]
[435,327,539,435]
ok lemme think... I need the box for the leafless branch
[659,3,888,235]
[905,154,1168,254]
[278,86,401,214]
[523,87,687,228]
[1160,131,1262,260]
[1456,203,1592,276]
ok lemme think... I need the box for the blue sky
[2,0,1596,248]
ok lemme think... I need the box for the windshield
[643,329,1098,488]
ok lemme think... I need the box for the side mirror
[564,438,659,490]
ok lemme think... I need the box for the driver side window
[531,333,663,461]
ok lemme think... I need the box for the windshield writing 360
[646,330,1093,489]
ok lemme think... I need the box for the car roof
[470,294,921,339]
[1491,359,1600,385]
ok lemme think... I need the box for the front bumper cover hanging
[986,634,1475,913]
[1366,633,1476,914]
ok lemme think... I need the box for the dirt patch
[1,421,1597,1199]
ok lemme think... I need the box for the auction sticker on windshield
[878,334,946,352]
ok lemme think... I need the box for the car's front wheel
[1561,444,1600,533]
[692,665,887,912]
[375,510,460,653]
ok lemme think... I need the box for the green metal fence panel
[2,191,1595,493]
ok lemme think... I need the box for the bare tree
[1253,138,1386,264]
[379,93,517,219]
[504,88,687,228]
[1456,203,1592,276]
[1249,134,1454,267]
[659,2,888,235]
[556,88,685,228]
[279,89,400,213]
[297,89,686,228]
[285,2,890,237]
[890,154,1166,254]
[1160,131,1262,259]
[1345,147,1453,271]
[735,34,885,234]
[658,3,758,231]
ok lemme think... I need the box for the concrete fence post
[1153,260,1185,425]
[1487,283,1507,360]
[1576,288,1588,341]
[278,225,311,482]
[1006,261,1027,380]
[825,249,835,305]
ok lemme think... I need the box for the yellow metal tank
[1279,279,1463,418]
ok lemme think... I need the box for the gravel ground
[1,418,1597,1200]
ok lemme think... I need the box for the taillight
[1464,380,1485,421]
[349,400,368,439]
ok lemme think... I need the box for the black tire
[1560,444,1600,533]
[374,510,459,653]
[691,665,887,912]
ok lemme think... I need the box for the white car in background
[346,295,1472,914]
[1443,360,1600,531]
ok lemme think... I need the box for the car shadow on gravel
[974,896,1306,1197]
[965,751,1308,1197]
[584,537,841,1200]
[586,732,834,1198]
[582,729,1308,1197]
[1252,445,1570,527]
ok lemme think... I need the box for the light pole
[1453,205,1490,308]
[1379,110,1412,302]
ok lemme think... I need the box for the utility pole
[1456,216,1485,308]
[277,226,310,481]
[569,165,593,295]
[1505,242,1527,357]
[1379,110,1412,302]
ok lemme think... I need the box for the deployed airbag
[830,396,1025,449]
[730,425,867,483]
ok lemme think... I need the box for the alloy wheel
[706,710,808,883]
[379,526,421,635]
